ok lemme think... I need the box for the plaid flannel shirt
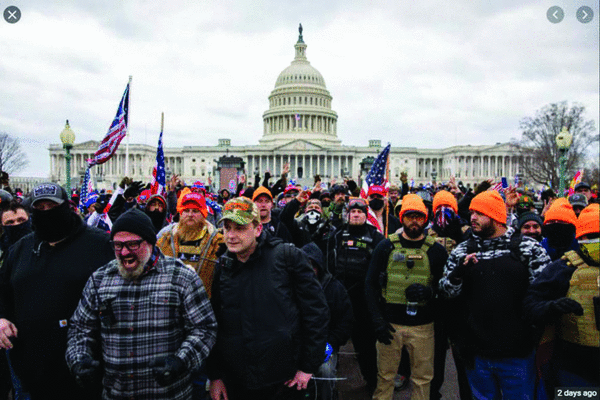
[66,253,217,399]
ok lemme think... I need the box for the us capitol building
[48,26,526,192]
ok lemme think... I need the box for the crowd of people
[0,167,597,400]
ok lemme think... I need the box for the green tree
[0,132,28,175]
[511,101,598,189]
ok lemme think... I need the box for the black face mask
[542,223,576,249]
[321,201,330,208]
[32,202,76,242]
[145,209,166,231]
[3,220,33,246]
[369,199,385,211]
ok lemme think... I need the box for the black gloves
[150,355,186,386]
[448,258,474,283]
[550,298,583,317]
[373,319,395,345]
[72,355,101,388]
[405,283,433,303]
[124,181,144,199]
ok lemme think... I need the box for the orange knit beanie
[576,203,600,239]
[544,198,577,226]
[432,190,458,213]
[399,194,428,220]
[469,191,507,225]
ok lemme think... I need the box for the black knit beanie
[518,211,543,230]
[111,208,157,245]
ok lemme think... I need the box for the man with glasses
[0,182,114,399]
[365,194,448,400]
[66,208,217,399]
[330,196,385,394]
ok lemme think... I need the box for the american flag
[88,82,130,167]
[360,143,391,233]
[360,143,391,198]
[79,167,93,213]
[150,128,166,197]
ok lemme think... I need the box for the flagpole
[384,145,390,238]
[125,75,132,176]
[161,111,164,133]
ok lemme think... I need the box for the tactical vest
[335,228,374,282]
[383,233,435,305]
[559,250,600,347]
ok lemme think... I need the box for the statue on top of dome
[298,23,304,43]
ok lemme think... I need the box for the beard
[472,219,495,239]
[403,221,425,239]
[177,218,204,242]
[117,249,152,280]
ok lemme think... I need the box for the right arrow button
[576,6,594,23]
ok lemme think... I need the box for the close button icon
[3,6,21,23]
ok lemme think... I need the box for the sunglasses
[110,239,144,252]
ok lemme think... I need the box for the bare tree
[511,102,598,188]
[0,132,28,175]
[583,163,600,190]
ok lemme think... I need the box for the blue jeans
[465,352,536,400]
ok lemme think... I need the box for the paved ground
[337,341,460,400]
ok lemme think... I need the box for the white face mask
[306,210,321,225]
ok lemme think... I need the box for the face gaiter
[3,219,33,246]
[369,199,384,211]
[32,202,76,242]
[542,223,576,249]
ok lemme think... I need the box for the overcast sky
[1,0,598,178]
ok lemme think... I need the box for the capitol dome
[260,24,340,147]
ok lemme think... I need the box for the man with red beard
[66,208,217,399]
[157,192,223,299]
[365,194,447,400]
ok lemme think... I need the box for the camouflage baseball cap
[219,197,259,225]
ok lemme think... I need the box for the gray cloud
[1,1,597,177]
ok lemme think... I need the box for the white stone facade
[48,26,530,191]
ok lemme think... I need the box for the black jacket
[523,255,600,384]
[0,217,114,399]
[208,232,329,390]
[302,242,352,353]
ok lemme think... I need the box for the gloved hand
[373,319,395,345]
[72,355,101,388]
[119,177,133,189]
[550,298,583,317]
[124,181,145,199]
[474,179,492,195]
[405,283,433,303]
[400,172,408,184]
[150,355,186,386]
[448,255,476,283]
